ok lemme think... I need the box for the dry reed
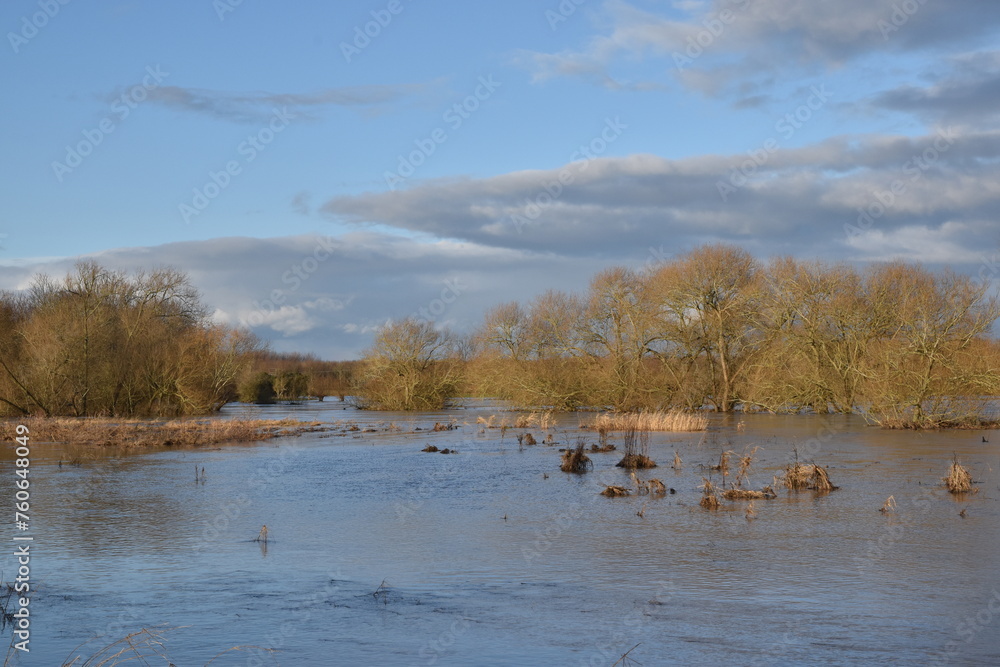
[672,451,682,470]
[700,478,721,509]
[616,454,657,469]
[560,443,593,474]
[629,471,649,495]
[590,410,708,432]
[647,478,666,495]
[944,456,976,494]
[617,427,656,469]
[600,485,632,497]
[879,495,897,514]
[781,453,838,492]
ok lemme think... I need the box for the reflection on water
[1,402,998,665]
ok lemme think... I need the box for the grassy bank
[0,417,335,449]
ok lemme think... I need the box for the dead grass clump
[432,421,456,432]
[944,456,976,494]
[811,465,836,492]
[721,487,776,500]
[617,426,656,468]
[422,445,439,452]
[879,495,897,514]
[560,443,593,474]
[591,410,708,432]
[589,443,617,453]
[710,450,732,477]
[781,453,839,492]
[616,454,657,469]
[699,478,721,510]
[600,485,632,497]
[629,471,648,495]
[476,414,497,428]
[522,432,537,446]
[647,478,666,495]
[514,413,540,428]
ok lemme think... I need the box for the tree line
[0,262,261,417]
[355,244,1000,428]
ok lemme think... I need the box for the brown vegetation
[560,443,592,473]
[879,495,897,514]
[352,318,461,410]
[0,416,328,448]
[459,245,1000,426]
[782,462,838,492]
[699,478,721,509]
[591,410,708,432]
[600,485,632,497]
[0,263,261,417]
[616,427,657,469]
[944,456,976,494]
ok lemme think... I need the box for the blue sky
[3,0,1000,357]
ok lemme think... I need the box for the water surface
[2,403,998,665]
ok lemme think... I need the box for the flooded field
[2,402,999,665]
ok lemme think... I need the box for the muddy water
[2,403,999,666]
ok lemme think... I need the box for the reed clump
[944,456,976,494]
[560,443,593,474]
[879,495,897,514]
[422,445,439,452]
[647,478,666,495]
[722,487,776,500]
[591,410,708,432]
[782,462,838,492]
[616,427,657,469]
[1,416,329,449]
[616,454,657,469]
[699,478,721,510]
[600,485,632,497]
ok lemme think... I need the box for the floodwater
[2,402,999,666]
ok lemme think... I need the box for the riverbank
[0,416,339,448]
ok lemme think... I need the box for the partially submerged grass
[590,410,708,432]
[782,462,838,492]
[718,446,776,500]
[56,626,278,667]
[879,495,897,514]
[699,478,721,510]
[616,454,657,469]
[944,456,976,494]
[560,443,593,474]
[0,416,334,449]
[721,487,776,500]
[600,485,632,497]
[617,426,656,468]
